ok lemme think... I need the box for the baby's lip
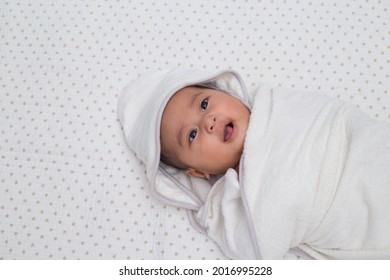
[224,122,234,142]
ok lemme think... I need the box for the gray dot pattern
[0,0,389,259]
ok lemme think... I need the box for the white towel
[118,68,390,259]
[198,85,390,259]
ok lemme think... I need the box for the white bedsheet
[1,0,389,259]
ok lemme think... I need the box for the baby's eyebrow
[189,91,203,108]
[177,126,184,148]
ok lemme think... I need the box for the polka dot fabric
[0,0,389,259]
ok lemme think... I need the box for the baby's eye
[189,129,197,143]
[200,98,208,112]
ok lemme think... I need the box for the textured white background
[1,0,389,259]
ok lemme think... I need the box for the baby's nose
[204,115,216,132]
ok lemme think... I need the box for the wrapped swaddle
[118,68,390,259]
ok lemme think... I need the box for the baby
[118,68,390,259]
[160,85,250,179]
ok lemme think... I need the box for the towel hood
[117,68,251,212]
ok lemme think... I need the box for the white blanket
[197,86,390,259]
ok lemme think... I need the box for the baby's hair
[160,148,187,170]
[194,82,220,91]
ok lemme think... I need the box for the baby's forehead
[162,87,195,118]
[165,86,204,107]
[160,87,205,142]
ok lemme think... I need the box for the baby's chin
[212,158,241,176]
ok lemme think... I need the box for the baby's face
[161,86,250,178]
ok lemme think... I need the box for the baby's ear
[185,168,211,180]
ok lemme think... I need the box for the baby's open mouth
[224,122,234,142]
